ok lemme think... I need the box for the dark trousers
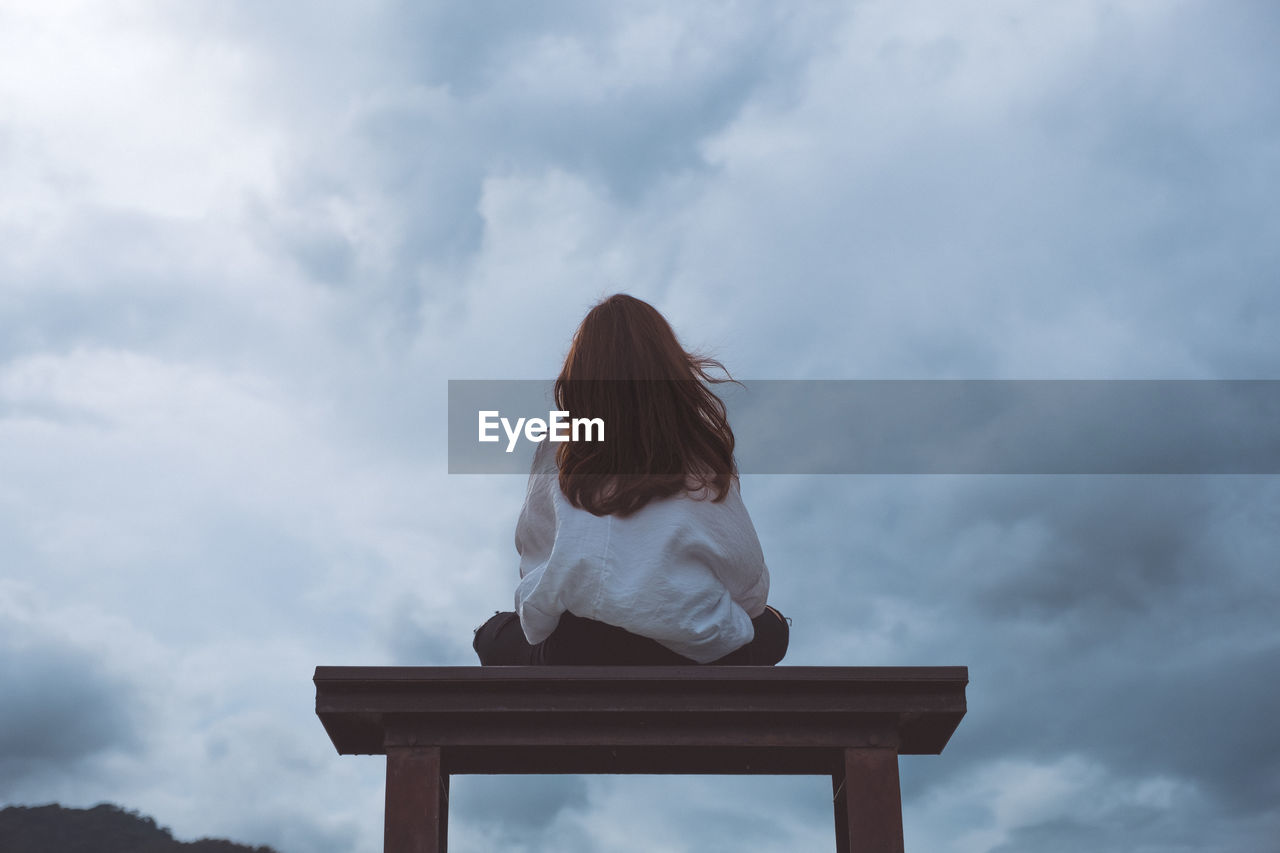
[473,606,789,666]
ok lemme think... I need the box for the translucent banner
[447,380,1280,474]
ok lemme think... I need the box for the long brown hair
[554,294,737,517]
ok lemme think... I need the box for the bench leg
[385,746,449,853]
[832,747,904,853]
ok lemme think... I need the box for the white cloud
[0,0,280,219]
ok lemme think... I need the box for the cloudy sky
[2,0,1278,850]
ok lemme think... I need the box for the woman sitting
[473,293,788,666]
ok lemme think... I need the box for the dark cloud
[0,626,141,796]
[962,478,1218,617]
[208,0,845,324]
[983,792,1280,853]
[940,637,1280,807]
[755,472,1280,848]
[987,817,1183,853]
[1092,645,1280,812]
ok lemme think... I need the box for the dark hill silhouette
[0,803,278,853]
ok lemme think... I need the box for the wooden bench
[314,666,968,852]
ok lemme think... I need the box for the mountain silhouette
[0,803,278,853]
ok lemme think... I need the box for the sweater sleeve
[702,482,771,618]
[513,441,567,642]
[619,557,756,663]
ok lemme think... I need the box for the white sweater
[513,441,770,663]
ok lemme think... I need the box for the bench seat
[315,665,968,852]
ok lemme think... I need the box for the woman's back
[514,440,770,663]
[471,293,788,666]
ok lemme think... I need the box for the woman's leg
[749,604,790,665]
[541,612,691,665]
[708,605,790,665]
[475,610,696,665]
[473,611,542,665]
[475,607,789,666]
[472,610,683,665]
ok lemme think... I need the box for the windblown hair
[555,294,737,517]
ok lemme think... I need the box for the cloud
[451,775,590,839]
[905,754,1222,853]
[0,584,142,796]
[447,775,834,853]
[660,0,1280,379]
[747,472,1280,852]
[1,0,1278,851]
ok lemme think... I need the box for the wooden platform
[315,665,968,852]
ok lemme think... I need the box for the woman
[472,294,788,665]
